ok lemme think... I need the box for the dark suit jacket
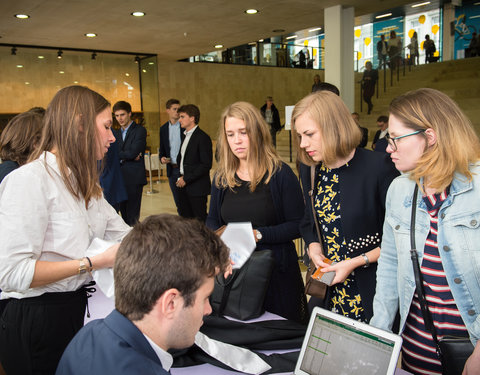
[159,121,185,177]
[114,122,147,186]
[179,127,212,197]
[56,309,170,375]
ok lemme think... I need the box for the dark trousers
[177,189,208,222]
[0,290,87,375]
[270,128,277,147]
[119,183,143,226]
[168,167,182,214]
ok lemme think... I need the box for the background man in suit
[113,101,147,226]
[377,34,388,69]
[56,214,230,375]
[260,96,281,147]
[159,98,184,214]
[176,104,212,222]
[372,115,389,150]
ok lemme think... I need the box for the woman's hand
[91,243,120,270]
[308,242,327,269]
[223,259,234,279]
[463,341,480,375]
[320,258,359,286]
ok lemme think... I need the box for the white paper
[85,238,116,300]
[220,222,256,269]
[284,105,294,130]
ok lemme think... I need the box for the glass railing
[185,43,325,70]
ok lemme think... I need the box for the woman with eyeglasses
[371,88,480,374]
[292,91,399,323]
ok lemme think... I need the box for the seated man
[56,214,230,375]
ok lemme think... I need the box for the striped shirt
[402,189,468,375]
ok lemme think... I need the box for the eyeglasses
[385,129,426,151]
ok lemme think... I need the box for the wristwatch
[78,258,88,274]
[255,230,262,241]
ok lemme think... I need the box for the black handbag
[210,249,274,321]
[409,184,474,375]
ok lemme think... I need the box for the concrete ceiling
[0,0,435,61]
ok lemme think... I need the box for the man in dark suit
[377,34,388,69]
[159,98,184,214]
[113,101,147,226]
[176,104,212,222]
[56,214,230,375]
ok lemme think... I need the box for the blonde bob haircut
[30,85,110,206]
[215,101,282,191]
[292,91,362,166]
[389,88,480,192]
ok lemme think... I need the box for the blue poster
[454,4,480,59]
[372,17,405,68]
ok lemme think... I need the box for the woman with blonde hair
[371,88,480,374]
[292,91,398,322]
[207,101,307,323]
[0,86,131,374]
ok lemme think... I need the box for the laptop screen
[296,308,402,375]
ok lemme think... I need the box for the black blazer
[299,148,399,319]
[159,121,185,177]
[179,127,212,197]
[114,122,147,186]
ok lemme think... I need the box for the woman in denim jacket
[371,88,480,374]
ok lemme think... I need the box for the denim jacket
[371,166,480,345]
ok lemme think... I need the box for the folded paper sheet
[220,222,256,269]
[85,238,117,299]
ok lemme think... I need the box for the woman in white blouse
[0,86,131,374]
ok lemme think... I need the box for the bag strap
[217,271,242,316]
[409,184,441,350]
[309,165,324,256]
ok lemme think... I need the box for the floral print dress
[315,163,367,322]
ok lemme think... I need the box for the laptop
[294,307,403,375]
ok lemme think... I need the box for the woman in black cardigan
[292,91,399,322]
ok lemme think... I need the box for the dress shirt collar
[41,151,66,177]
[143,333,173,372]
[169,120,180,127]
[183,125,198,136]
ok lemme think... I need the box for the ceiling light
[245,9,258,14]
[74,81,79,84]
[85,33,97,38]
[471,14,480,18]
[11,46,17,55]
[14,14,29,19]
[376,13,392,19]
[38,55,44,59]
[148,61,154,65]
[25,82,30,85]
[259,39,264,42]
[215,44,223,49]
[125,73,130,76]
[248,42,257,45]
[59,71,65,74]
[285,35,297,40]
[91,52,97,60]
[309,27,322,32]
[142,69,147,73]
[412,1,430,7]
[131,11,145,17]
[16,64,23,68]
[57,50,63,59]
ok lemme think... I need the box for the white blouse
[0,152,131,299]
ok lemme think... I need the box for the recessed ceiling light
[248,42,257,45]
[376,13,392,19]
[16,64,23,68]
[215,44,223,49]
[245,9,258,14]
[142,69,147,73]
[14,14,29,19]
[272,29,285,33]
[59,71,65,74]
[131,11,145,17]
[38,55,44,59]
[258,39,264,42]
[25,82,30,85]
[412,1,431,7]
[85,33,97,38]
[285,35,297,40]
[125,73,130,76]
[148,62,154,65]
[74,81,79,84]
[309,27,322,32]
